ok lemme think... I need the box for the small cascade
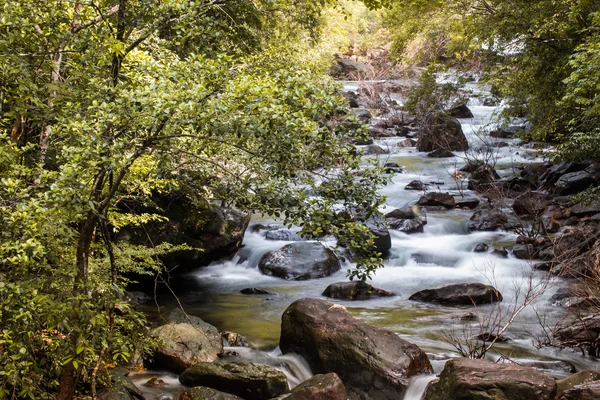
[403,374,437,400]
[128,371,185,400]
[222,346,313,388]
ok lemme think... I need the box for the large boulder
[322,281,394,301]
[554,315,600,356]
[513,192,548,216]
[179,362,288,400]
[116,198,250,271]
[409,283,502,306]
[559,381,600,400]
[150,320,223,373]
[557,371,600,395]
[258,242,341,280]
[418,192,455,209]
[467,165,500,192]
[277,373,347,400]
[424,357,557,400]
[468,209,507,231]
[446,102,474,119]
[417,112,469,152]
[279,298,433,400]
[179,387,245,400]
[555,171,595,195]
[330,57,373,79]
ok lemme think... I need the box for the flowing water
[138,80,599,399]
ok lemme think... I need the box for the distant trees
[0,0,388,397]
[384,0,600,162]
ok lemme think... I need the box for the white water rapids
[136,80,599,399]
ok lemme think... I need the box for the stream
[136,80,600,399]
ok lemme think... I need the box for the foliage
[383,0,600,159]
[0,0,388,397]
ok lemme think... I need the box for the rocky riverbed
[111,77,600,400]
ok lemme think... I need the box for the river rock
[559,381,600,400]
[555,171,595,195]
[418,192,455,209]
[540,162,586,188]
[353,108,372,124]
[405,180,428,191]
[322,281,394,301]
[364,144,390,155]
[491,247,509,258]
[385,206,421,220]
[411,252,460,267]
[179,362,288,400]
[468,209,507,231]
[280,298,433,400]
[554,315,600,356]
[467,164,500,191]
[389,217,428,233]
[446,102,474,119]
[571,203,600,218]
[240,288,272,295]
[330,57,373,79]
[557,371,600,394]
[179,387,245,400]
[276,373,347,400]
[409,283,502,305]
[265,229,303,241]
[513,192,548,216]
[150,321,223,373]
[473,243,489,252]
[416,112,469,152]
[97,368,144,400]
[424,357,557,400]
[116,200,250,272]
[258,242,341,280]
[221,331,247,347]
[427,148,455,158]
[456,198,480,209]
[384,162,403,174]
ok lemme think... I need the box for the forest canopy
[0,0,388,397]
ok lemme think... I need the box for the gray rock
[456,198,480,209]
[418,192,455,209]
[322,281,394,301]
[150,321,223,373]
[280,298,432,400]
[221,331,247,347]
[559,381,600,400]
[258,242,341,280]
[389,217,427,233]
[265,229,303,241]
[179,386,244,400]
[179,362,288,400]
[240,288,272,295]
[473,243,489,252]
[445,103,474,119]
[468,209,507,231]
[409,283,502,305]
[405,180,428,191]
[416,112,469,152]
[555,171,594,195]
[557,371,600,395]
[276,373,347,400]
[424,357,557,400]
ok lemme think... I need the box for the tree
[0,0,388,397]
[384,0,600,150]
